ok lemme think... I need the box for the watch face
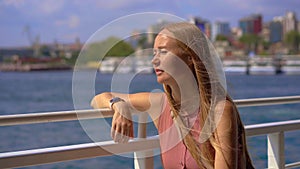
[109,97,124,109]
[110,97,121,103]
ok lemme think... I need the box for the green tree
[64,50,80,66]
[137,35,148,48]
[239,34,261,54]
[215,34,228,41]
[285,30,300,54]
[80,36,134,64]
[106,37,134,56]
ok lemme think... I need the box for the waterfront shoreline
[0,63,72,72]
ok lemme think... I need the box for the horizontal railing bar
[0,136,160,169]
[0,95,300,127]
[245,119,300,136]
[285,161,300,169]
[235,95,300,107]
[0,109,113,126]
[1,118,300,168]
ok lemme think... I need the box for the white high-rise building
[147,20,171,45]
[283,11,298,35]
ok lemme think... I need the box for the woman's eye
[160,50,168,55]
[153,49,168,56]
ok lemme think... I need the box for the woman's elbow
[90,92,112,108]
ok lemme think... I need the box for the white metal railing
[0,96,300,169]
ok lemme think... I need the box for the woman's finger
[129,124,134,138]
[114,124,122,142]
[111,123,116,140]
[124,127,131,142]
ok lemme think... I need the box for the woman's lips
[155,69,164,76]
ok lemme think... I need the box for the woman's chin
[156,79,163,84]
[156,77,165,84]
[156,76,170,85]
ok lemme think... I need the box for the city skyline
[0,0,299,47]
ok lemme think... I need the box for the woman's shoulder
[213,99,238,130]
[215,99,235,115]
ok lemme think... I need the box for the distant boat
[281,60,300,75]
[135,59,153,74]
[249,57,276,75]
[115,58,133,74]
[249,65,276,75]
[0,57,72,72]
[223,60,248,74]
[99,59,116,73]
[98,56,154,74]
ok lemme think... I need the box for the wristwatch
[109,97,125,109]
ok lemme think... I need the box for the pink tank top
[158,96,203,169]
[157,96,253,169]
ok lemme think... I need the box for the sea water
[0,70,300,169]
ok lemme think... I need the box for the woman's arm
[214,100,239,169]
[90,92,164,143]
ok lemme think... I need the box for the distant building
[129,30,141,49]
[212,21,230,41]
[239,14,262,35]
[269,17,283,43]
[147,20,172,46]
[189,17,212,39]
[231,27,243,39]
[0,48,33,60]
[261,22,270,42]
[283,11,298,36]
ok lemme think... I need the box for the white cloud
[69,15,80,28]
[2,0,65,15]
[38,0,65,14]
[2,0,25,8]
[62,32,79,41]
[93,0,153,10]
[55,15,80,28]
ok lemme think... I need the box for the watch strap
[109,97,125,109]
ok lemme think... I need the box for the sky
[0,0,299,48]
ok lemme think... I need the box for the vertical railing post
[268,132,285,169]
[134,112,154,169]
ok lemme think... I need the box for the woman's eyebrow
[157,46,167,49]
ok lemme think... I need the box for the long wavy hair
[161,22,254,169]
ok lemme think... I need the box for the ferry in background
[99,55,300,75]
[115,57,133,74]
[0,57,72,72]
[99,56,153,74]
[223,60,248,74]
[99,59,116,73]
[135,59,153,74]
[281,58,300,75]
[248,57,276,75]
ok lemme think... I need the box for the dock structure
[1,96,300,169]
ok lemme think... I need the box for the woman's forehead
[154,32,178,48]
[158,29,176,39]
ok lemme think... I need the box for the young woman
[91,22,255,169]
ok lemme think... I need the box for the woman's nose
[151,56,160,67]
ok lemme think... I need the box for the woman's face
[152,30,192,85]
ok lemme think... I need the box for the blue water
[0,71,300,169]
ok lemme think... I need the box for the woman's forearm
[90,92,114,109]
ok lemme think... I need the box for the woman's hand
[111,101,134,143]
[90,92,164,142]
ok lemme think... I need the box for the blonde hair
[162,22,254,168]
